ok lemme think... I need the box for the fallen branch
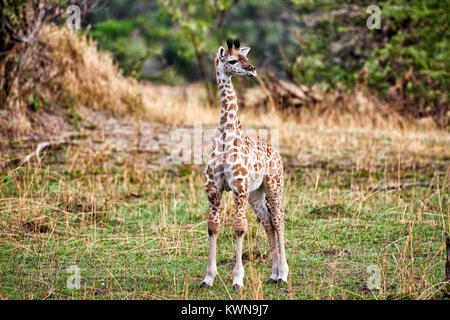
[1,138,79,170]
[127,147,164,154]
[0,158,20,170]
[369,181,431,191]
[20,139,80,166]
[254,75,276,112]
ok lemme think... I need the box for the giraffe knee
[207,223,220,236]
[207,216,220,236]
[268,207,284,231]
[233,217,248,235]
[271,217,284,233]
[261,217,275,233]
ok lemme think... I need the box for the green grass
[0,146,448,300]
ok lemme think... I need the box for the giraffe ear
[240,47,251,57]
[217,46,225,58]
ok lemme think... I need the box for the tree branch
[369,181,432,191]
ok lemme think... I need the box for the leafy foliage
[92,10,192,82]
[368,1,449,121]
[289,0,449,125]
[1,0,448,126]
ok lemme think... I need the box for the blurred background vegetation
[86,0,449,125]
[1,0,449,301]
[1,0,449,127]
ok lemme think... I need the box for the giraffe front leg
[201,232,218,287]
[232,192,249,291]
[201,190,222,288]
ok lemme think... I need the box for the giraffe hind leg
[264,175,289,284]
[249,187,280,283]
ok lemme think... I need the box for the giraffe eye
[229,60,238,65]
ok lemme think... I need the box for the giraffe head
[215,38,257,78]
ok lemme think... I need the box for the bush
[290,0,449,127]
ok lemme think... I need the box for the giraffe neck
[216,71,243,137]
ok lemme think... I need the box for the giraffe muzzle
[245,66,257,77]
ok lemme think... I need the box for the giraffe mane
[226,38,233,52]
[233,38,240,49]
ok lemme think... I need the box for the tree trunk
[190,33,214,106]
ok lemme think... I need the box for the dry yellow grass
[45,25,144,115]
[1,24,449,301]
[1,138,448,299]
[38,25,449,169]
[139,82,449,172]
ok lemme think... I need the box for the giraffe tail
[265,195,276,229]
[265,196,272,216]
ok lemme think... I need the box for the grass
[0,134,448,299]
[0,24,448,300]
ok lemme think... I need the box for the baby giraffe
[201,38,289,291]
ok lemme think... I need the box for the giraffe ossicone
[201,38,289,291]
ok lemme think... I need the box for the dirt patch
[122,192,142,201]
[309,204,349,218]
[322,249,351,256]
[1,105,180,172]
[22,220,50,234]
[359,284,373,295]
[219,247,268,266]
[91,288,108,296]
[242,248,268,265]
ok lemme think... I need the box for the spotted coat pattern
[201,42,289,290]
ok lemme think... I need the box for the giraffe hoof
[200,282,208,288]
[232,284,243,291]
[277,279,288,285]
[267,279,277,284]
